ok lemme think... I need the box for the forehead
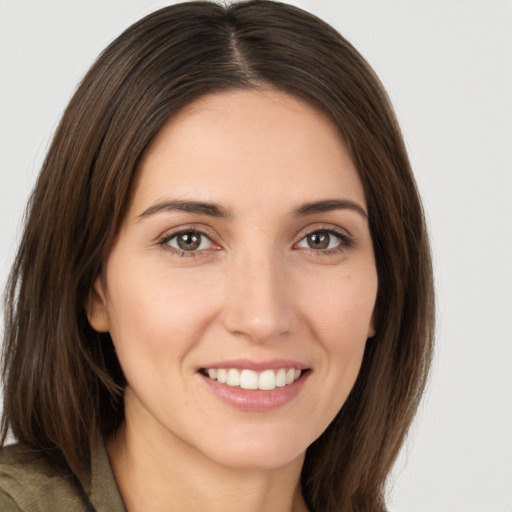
[130,89,365,214]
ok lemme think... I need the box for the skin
[87,89,378,512]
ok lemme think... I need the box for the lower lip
[199,371,310,412]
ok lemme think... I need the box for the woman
[0,1,434,511]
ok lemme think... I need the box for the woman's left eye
[164,231,213,252]
[296,230,347,251]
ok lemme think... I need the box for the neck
[107,414,308,512]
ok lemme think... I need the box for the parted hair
[1,2,434,511]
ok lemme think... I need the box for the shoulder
[0,443,91,512]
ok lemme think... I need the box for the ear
[85,276,110,332]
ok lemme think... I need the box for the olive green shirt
[0,441,126,512]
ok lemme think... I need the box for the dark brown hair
[1,2,434,510]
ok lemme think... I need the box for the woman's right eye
[163,231,214,253]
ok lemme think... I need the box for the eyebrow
[138,198,368,221]
[138,199,231,219]
[294,199,368,220]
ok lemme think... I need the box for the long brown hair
[1,2,434,510]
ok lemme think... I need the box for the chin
[196,426,311,471]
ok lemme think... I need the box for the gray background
[1,1,511,510]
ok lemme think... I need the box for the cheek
[105,264,221,365]
[303,268,377,343]
[299,268,377,406]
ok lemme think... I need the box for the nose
[221,248,293,343]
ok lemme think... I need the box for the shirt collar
[89,438,126,512]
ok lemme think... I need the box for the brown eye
[297,230,343,250]
[307,232,329,249]
[167,231,212,252]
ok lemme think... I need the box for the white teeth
[276,368,287,387]
[240,369,258,390]
[227,369,240,387]
[205,367,303,390]
[258,369,276,390]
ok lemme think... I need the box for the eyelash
[157,226,354,258]
[157,228,217,258]
[295,227,354,256]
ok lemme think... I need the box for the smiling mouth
[200,367,307,391]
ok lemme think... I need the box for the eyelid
[156,224,222,257]
[167,232,213,251]
[155,222,355,258]
[294,223,354,241]
[293,224,355,252]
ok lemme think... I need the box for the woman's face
[88,89,377,470]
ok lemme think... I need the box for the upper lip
[198,358,310,372]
